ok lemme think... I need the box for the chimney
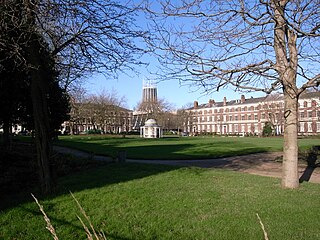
[194,101,198,109]
[241,95,245,103]
[223,97,227,106]
[208,99,215,107]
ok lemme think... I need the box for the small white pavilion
[140,119,163,138]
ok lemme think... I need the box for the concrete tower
[142,80,157,103]
[132,80,158,131]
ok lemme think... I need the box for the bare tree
[136,97,174,128]
[145,0,320,188]
[262,94,284,135]
[86,90,128,133]
[68,89,130,134]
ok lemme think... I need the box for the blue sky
[83,1,267,110]
[84,67,265,110]
[81,0,320,110]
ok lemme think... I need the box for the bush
[86,129,102,135]
[262,122,274,137]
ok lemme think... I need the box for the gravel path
[54,146,320,184]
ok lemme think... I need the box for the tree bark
[27,38,54,194]
[2,118,11,150]
[282,90,299,188]
[30,69,54,194]
[273,0,300,188]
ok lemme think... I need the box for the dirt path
[129,152,320,184]
[54,146,320,184]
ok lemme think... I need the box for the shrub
[87,129,102,135]
[262,122,274,137]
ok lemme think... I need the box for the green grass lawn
[1,163,320,239]
[55,135,320,159]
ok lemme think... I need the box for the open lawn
[55,135,320,160]
[1,163,320,239]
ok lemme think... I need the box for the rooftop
[190,92,320,110]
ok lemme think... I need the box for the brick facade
[185,92,320,136]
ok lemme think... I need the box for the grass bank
[55,135,320,159]
[1,163,320,239]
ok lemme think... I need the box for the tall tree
[0,0,144,193]
[145,0,320,188]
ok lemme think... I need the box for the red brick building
[185,92,320,136]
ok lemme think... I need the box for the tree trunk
[272,0,299,188]
[30,70,54,194]
[282,90,299,188]
[27,39,54,194]
[2,118,11,150]
[22,0,54,194]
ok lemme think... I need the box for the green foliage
[1,163,320,239]
[87,129,102,135]
[0,1,70,136]
[262,122,274,137]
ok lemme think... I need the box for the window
[235,116,238,121]
[300,112,305,118]
[304,101,308,107]
[254,114,258,120]
[229,116,233,121]
[312,100,317,107]
[248,115,252,120]
[241,115,245,121]
[308,111,312,118]
[262,113,265,119]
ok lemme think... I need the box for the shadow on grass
[0,162,180,211]
[1,158,181,239]
[299,146,320,183]
[57,162,180,194]
[56,138,272,160]
[1,137,274,211]
[124,144,270,160]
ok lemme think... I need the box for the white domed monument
[140,119,163,138]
